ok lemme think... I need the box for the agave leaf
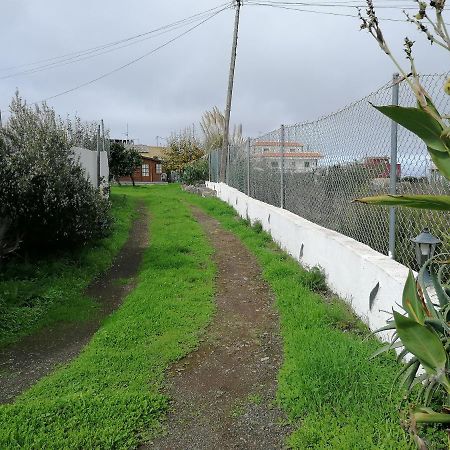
[427,146,450,181]
[413,409,450,424]
[431,269,450,308]
[370,341,403,359]
[424,318,447,335]
[394,311,447,375]
[403,271,426,324]
[410,372,429,390]
[396,347,409,363]
[423,379,440,406]
[354,194,450,211]
[373,321,396,334]
[399,359,421,391]
[372,105,448,154]
[394,357,418,385]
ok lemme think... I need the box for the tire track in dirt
[148,206,290,450]
[0,201,149,404]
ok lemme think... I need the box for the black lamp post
[410,228,441,268]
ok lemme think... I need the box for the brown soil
[147,207,290,450]
[0,202,149,404]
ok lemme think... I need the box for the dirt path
[148,207,290,450]
[0,202,149,404]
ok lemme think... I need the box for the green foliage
[252,220,263,233]
[0,193,135,346]
[180,158,208,185]
[301,265,328,293]
[164,133,204,173]
[0,93,111,252]
[108,142,141,185]
[357,194,450,211]
[181,188,423,449]
[0,186,215,449]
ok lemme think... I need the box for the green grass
[0,186,215,449]
[0,192,137,347]
[179,187,418,449]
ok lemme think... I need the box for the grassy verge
[0,192,137,347]
[0,186,215,449]
[179,186,419,449]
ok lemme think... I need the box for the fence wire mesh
[209,74,450,269]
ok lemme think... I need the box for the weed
[247,393,262,405]
[252,220,263,233]
[113,277,131,287]
[301,265,328,293]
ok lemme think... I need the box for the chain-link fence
[209,73,450,269]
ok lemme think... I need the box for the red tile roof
[256,152,322,158]
[254,141,303,147]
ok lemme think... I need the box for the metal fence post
[226,144,230,185]
[280,124,285,209]
[96,124,101,189]
[246,137,251,196]
[208,152,211,182]
[389,73,400,259]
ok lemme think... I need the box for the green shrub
[0,94,112,252]
[301,265,328,293]
[181,158,208,185]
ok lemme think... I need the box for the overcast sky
[1,0,448,145]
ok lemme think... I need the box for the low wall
[207,182,409,339]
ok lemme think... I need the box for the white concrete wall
[207,181,409,340]
[72,147,109,192]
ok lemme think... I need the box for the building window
[289,148,296,153]
[263,147,270,153]
[142,164,149,176]
[271,161,279,168]
[290,161,296,168]
[304,161,310,168]
[156,164,162,174]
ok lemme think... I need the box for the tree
[0,92,111,251]
[108,143,141,186]
[164,131,204,174]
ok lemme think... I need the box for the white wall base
[206,182,409,340]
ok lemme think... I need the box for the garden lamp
[410,228,441,268]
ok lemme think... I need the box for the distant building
[429,161,447,183]
[252,141,322,173]
[110,139,168,184]
[363,156,401,178]
[118,155,163,184]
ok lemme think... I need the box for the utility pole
[220,0,242,182]
[388,73,400,259]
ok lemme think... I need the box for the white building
[252,141,322,173]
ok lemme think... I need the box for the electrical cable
[31,6,228,105]
[0,2,230,74]
[246,1,425,22]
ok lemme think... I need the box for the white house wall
[72,146,109,190]
[206,181,409,341]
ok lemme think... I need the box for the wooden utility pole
[220,0,242,182]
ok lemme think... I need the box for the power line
[1,9,226,80]
[246,1,421,22]
[251,1,420,9]
[31,7,228,105]
[1,2,230,74]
